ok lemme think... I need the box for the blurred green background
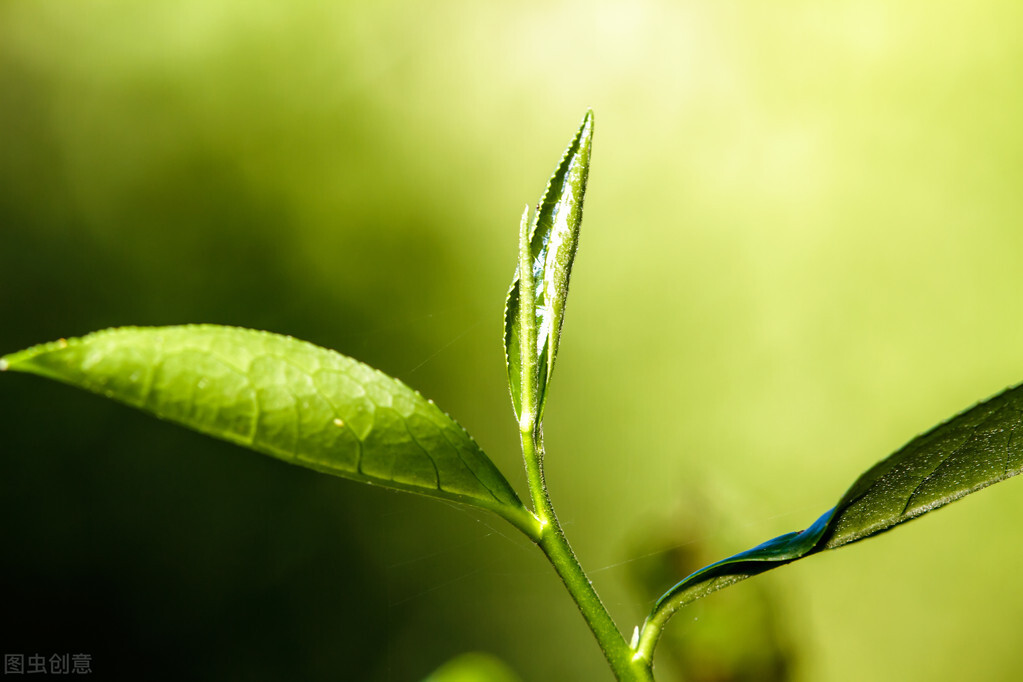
[2,1,1023,680]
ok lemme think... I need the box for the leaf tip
[581,109,594,138]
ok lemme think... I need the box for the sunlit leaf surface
[2,325,533,527]
[505,110,594,421]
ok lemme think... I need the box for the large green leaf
[1,325,537,535]
[647,381,1023,621]
[505,110,594,422]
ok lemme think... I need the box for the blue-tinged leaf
[648,382,1023,620]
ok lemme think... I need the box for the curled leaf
[505,110,594,423]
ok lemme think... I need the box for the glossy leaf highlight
[647,382,1023,625]
[2,325,536,534]
[505,110,594,422]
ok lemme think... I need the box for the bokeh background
[2,1,1023,680]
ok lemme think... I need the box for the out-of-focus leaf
[1,325,536,533]
[649,382,1023,618]
[505,110,594,422]
[421,652,523,682]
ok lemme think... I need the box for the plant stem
[633,608,670,671]
[514,202,652,680]
[521,427,653,681]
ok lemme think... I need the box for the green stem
[633,607,670,671]
[522,427,653,681]
[514,203,652,680]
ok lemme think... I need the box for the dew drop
[0,359,8,372]
[333,418,345,427]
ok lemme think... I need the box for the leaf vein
[402,421,442,491]
[900,404,1009,516]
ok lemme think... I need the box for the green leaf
[421,652,523,682]
[648,381,1023,619]
[505,110,594,422]
[1,325,537,536]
